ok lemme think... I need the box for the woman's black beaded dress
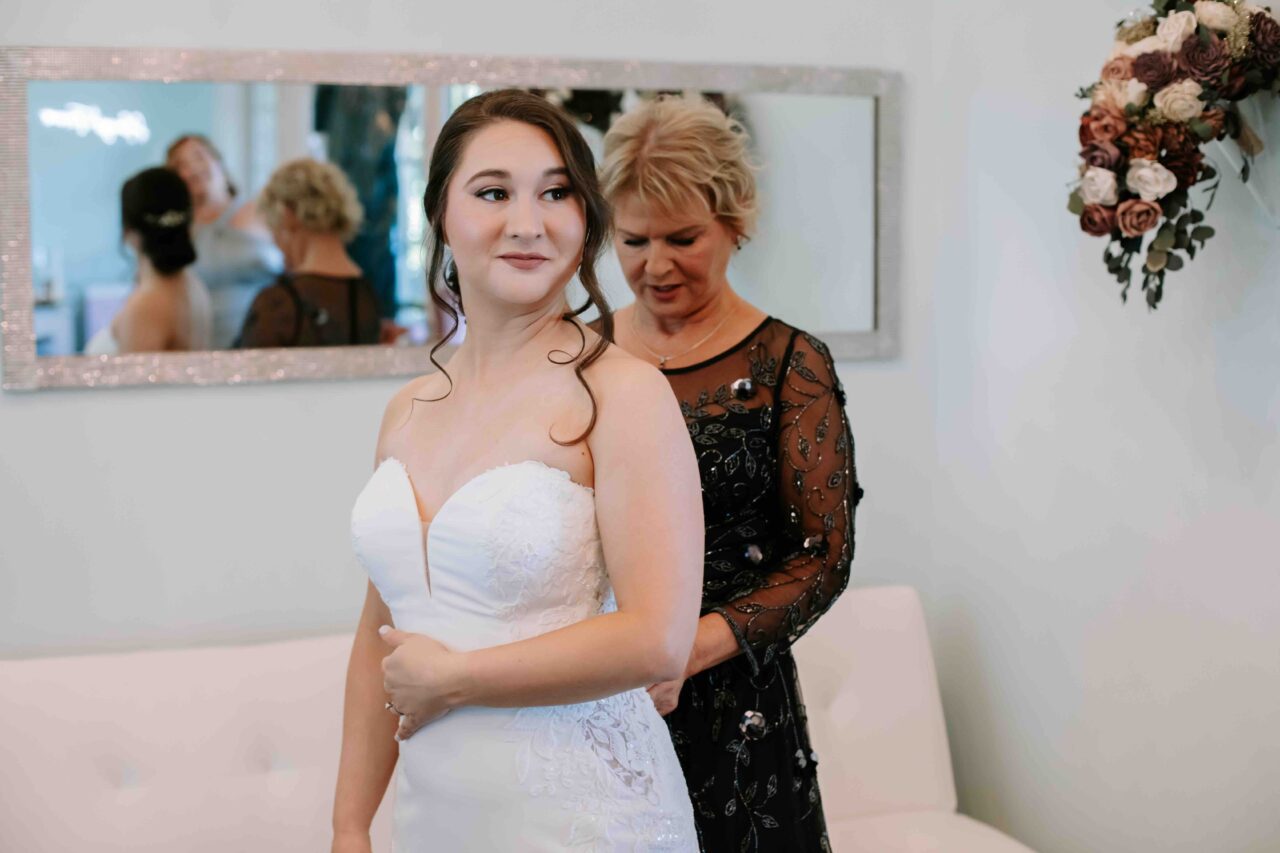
[661,317,863,853]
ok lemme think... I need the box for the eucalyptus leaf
[1068,190,1085,216]
[1165,252,1184,271]
[1190,209,1205,224]
[1145,249,1169,272]
[1191,225,1216,240]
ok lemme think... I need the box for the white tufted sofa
[0,633,391,852]
[0,586,1033,851]
[794,586,1035,852]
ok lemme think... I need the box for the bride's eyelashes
[473,185,576,203]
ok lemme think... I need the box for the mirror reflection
[27,81,874,357]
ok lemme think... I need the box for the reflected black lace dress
[235,272,380,348]
[662,317,863,853]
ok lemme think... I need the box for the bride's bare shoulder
[379,371,450,434]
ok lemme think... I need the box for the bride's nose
[506,195,544,241]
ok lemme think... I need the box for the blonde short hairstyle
[259,158,364,242]
[601,95,758,238]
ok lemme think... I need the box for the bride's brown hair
[419,89,614,445]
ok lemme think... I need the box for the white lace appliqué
[509,691,692,851]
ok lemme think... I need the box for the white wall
[2,2,1278,851]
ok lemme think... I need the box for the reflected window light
[37,102,151,145]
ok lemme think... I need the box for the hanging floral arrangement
[1070,1,1280,307]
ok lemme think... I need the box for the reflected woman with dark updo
[85,167,212,355]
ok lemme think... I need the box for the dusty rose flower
[1126,158,1179,201]
[1081,140,1124,170]
[1117,198,1163,237]
[1180,31,1232,85]
[1081,166,1121,206]
[1250,11,1280,66]
[1081,204,1118,237]
[1086,105,1129,143]
[1133,50,1182,89]
[1158,10,1200,51]
[1154,78,1206,121]
[1102,55,1137,81]
[1195,1,1240,32]
[1121,125,1162,160]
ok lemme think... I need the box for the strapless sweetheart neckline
[377,457,595,588]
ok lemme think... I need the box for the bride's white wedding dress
[351,458,698,852]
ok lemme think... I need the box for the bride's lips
[499,252,549,271]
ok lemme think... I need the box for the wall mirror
[0,47,900,390]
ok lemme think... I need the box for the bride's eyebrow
[464,167,570,185]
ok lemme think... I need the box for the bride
[333,90,702,852]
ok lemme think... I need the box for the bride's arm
[382,359,703,729]
[332,583,399,848]
[332,386,420,848]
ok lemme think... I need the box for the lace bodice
[351,458,611,646]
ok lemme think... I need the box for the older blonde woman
[600,94,864,852]
[235,158,380,348]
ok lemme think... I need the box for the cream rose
[1080,166,1120,206]
[1126,159,1179,201]
[1194,1,1240,31]
[1154,79,1206,121]
[1093,78,1151,112]
[1157,10,1199,50]
[1124,34,1170,57]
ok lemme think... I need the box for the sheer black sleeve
[710,332,863,674]
[236,282,296,349]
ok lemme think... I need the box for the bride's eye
[476,187,509,202]
[541,185,574,201]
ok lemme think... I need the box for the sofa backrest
[0,633,390,852]
[795,585,959,819]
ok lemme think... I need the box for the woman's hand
[646,677,685,716]
[331,829,372,853]
[379,625,464,741]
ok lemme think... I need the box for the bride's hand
[379,625,462,741]
[646,677,685,716]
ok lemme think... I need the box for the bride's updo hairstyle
[420,89,614,445]
[121,167,197,275]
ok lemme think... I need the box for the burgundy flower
[1132,50,1181,90]
[1162,146,1206,189]
[1179,32,1231,86]
[1081,140,1124,169]
[1081,204,1118,237]
[1116,198,1163,237]
[1250,13,1280,68]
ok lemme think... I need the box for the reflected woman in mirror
[85,167,212,355]
[334,90,701,853]
[236,159,379,348]
[166,134,283,348]
[599,94,864,853]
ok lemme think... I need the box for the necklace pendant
[658,356,669,367]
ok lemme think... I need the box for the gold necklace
[630,307,735,368]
